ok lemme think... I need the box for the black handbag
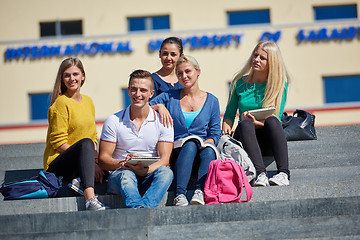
[281,109,317,141]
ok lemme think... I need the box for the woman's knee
[182,140,198,150]
[234,119,255,140]
[78,138,94,149]
[200,147,216,160]
[264,116,282,129]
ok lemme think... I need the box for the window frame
[314,4,358,21]
[29,92,52,121]
[40,20,83,38]
[128,15,170,32]
[323,75,360,104]
[122,88,131,108]
[227,9,271,26]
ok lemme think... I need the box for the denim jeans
[174,140,216,195]
[107,166,173,208]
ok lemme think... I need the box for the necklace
[188,98,195,111]
[185,95,195,112]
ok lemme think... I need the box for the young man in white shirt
[99,70,174,208]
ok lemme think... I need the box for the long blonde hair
[229,41,289,116]
[50,57,86,106]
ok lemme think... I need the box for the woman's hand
[241,112,265,128]
[151,104,173,127]
[222,119,234,135]
[94,163,105,183]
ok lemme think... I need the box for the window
[122,88,131,108]
[228,9,270,25]
[128,15,170,32]
[314,4,357,21]
[29,93,51,120]
[323,75,360,103]
[40,20,82,37]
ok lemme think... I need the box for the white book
[248,107,276,120]
[127,157,160,167]
[174,135,221,159]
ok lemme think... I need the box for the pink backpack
[204,158,253,204]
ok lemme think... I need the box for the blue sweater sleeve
[206,95,221,145]
[149,91,169,106]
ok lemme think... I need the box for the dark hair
[160,37,183,55]
[128,69,154,90]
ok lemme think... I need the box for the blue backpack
[0,170,62,200]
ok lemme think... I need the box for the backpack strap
[226,158,253,203]
[237,163,253,202]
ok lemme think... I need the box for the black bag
[281,109,317,141]
[0,171,62,200]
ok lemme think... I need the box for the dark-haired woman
[151,37,184,100]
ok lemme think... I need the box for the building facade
[1,0,359,144]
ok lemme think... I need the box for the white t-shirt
[100,105,174,160]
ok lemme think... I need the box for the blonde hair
[229,41,289,116]
[175,55,201,72]
[50,57,86,106]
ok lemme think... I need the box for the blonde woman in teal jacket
[222,41,290,187]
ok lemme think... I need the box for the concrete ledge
[0,196,359,236]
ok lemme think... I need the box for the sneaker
[173,194,189,206]
[86,196,106,211]
[190,189,205,205]
[68,178,84,195]
[269,172,290,186]
[254,172,270,187]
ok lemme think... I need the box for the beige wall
[1,0,360,132]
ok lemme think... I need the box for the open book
[174,135,221,159]
[248,107,276,120]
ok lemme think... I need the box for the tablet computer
[127,157,160,167]
[248,107,276,120]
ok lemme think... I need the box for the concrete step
[1,164,359,216]
[3,218,360,240]
[147,215,360,240]
[0,196,359,239]
[0,125,359,239]
[1,125,359,172]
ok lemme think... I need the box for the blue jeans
[174,140,216,195]
[107,166,173,208]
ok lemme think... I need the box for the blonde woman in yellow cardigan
[43,57,106,210]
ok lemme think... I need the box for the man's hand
[125,161,149,176]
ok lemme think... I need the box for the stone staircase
[0,125,359,239]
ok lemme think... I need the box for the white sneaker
[86,196,106,211]
[269,172,290,186]
[173,194,189,206]
[254,172,269,187]
[190,190,205,205]
[68,178,84,195]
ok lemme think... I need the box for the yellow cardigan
[43,94,97,170]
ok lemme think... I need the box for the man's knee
[154,166,173,182]
[107,169,137,194]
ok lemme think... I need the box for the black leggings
[47,138,95,189]
[233,117,290,177]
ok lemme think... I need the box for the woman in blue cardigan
[151,55,221,206]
